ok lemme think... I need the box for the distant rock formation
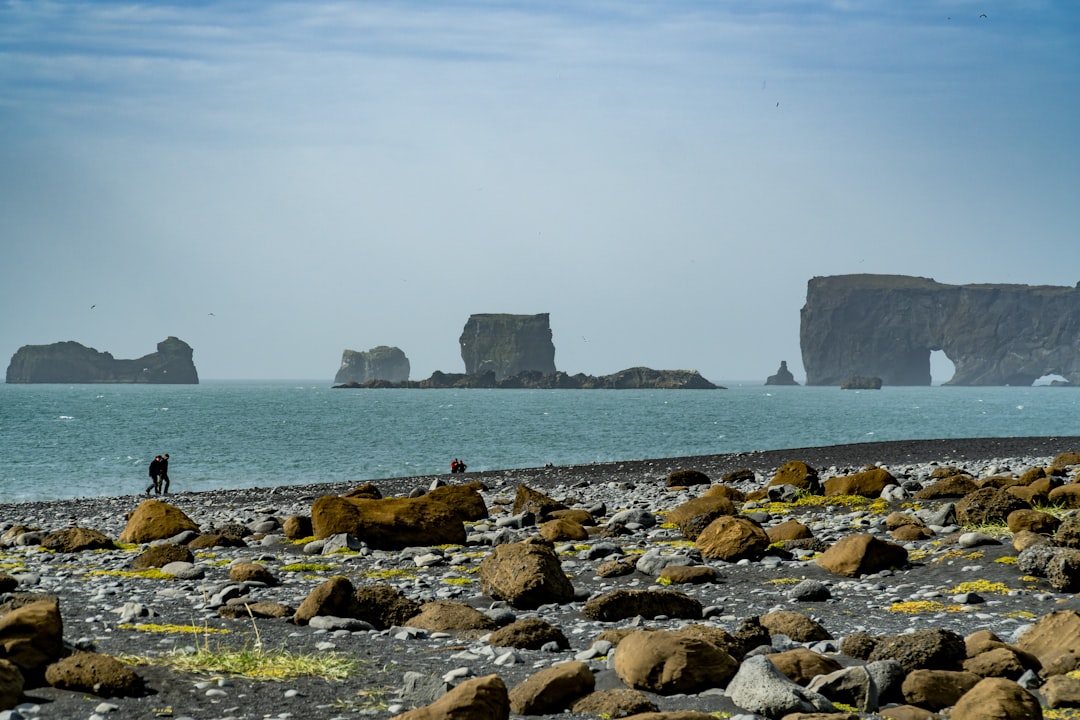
[840,376,882,390]
[801,275,1080,386]
[765,361,799,386]
[459,313,556,380]
[334,346,410,385]
[6,337,198,384]
[334,367,721,390]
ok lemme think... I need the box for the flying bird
[90,304,96,310]
[979,12,988,18]
[208,312,215,317]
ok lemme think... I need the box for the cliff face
[800,275,1080,386]
[6,337,199,384]
[459,313,556,380]
[334,346,410,385]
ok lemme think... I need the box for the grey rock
[725,655,834,716]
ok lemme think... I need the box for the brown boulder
[666,495,736,541]
[546,508,595,526]
[44,651,144,697]
[509,660,594,714]
[768,461,820,492]
[571,688,657,717]
[657,565,716,585]
[488,617,569,650]
[311,495,465,549]
[613,630,738,695]
[900,669,980,710]
[1006,509,1060,535]
[766,647,842,684]
[478,539,574,609]
[539,518,589,542]
[0,599,63,683]
[229,562,277,585]
[582,590,702,622]
[282,515,313,539]
[948,677,1042,720]
[816,534,908,578]
[822,467,896,497]
[963,647,1027,679]
[1042,674,1080,709]
[511,484,568,521]
[1052,452,1080,470]
[892,524,933,541]
[867,628,966,673]
[0,658,22,711]
[391,673,509,720]
[954,487,1031,526]
[766,519,813,543]
[694,516,770,562]
[218,602,294,619]
[1049,484,1080,509]
[40,527,115,553]
[118,500,199,544]
[354,585,422,629]
[1015,609,1080,675]
[131,543,193,569]
[293,575,358,626]
[914,475,979,499]
[759,610,832,643]
[405,601,496,634]
[342,483,383,499]
[426,482,489,522]
[665,469,711,488]
[187,533,246,550]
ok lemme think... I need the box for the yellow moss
[656,577,672,586]
[88,569,175,580]
[119,623,230,634]
[113,542,140,552]
[290,536,317,545]
[432,544,462,551]
[1006,610,1037,620]
[947,580,1012,595]
[907,550,930,562]
[659,522,679,530]
[1043,707,1080,720]
[995,556,1019,564]
[195,552,218,559]
[281,563,336,573]
[889,601,946,614]
[1019,575,1040,583]
[363,568,417,580]
[655,540,695,549]
[764,578,801,585]
[442,577,474,585]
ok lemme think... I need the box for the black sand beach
[3,436,1080,720]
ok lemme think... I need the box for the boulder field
[2,441,1080,718]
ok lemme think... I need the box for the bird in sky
[90,304,96,309]
[208,312,215,317]
[980,13,988,18]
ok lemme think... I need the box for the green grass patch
[121,644,359,681]
[281,563,336,573]
[88,569,175,580]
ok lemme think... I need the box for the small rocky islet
[5,439,1080,719]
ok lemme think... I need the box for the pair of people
[146,453,171,495]
[450,458,467,474]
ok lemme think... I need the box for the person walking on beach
[146,455,162,495]
[159,453,170,494]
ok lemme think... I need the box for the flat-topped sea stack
[5,336,198,384]
[801,274,1080,386]
[459,313,556,380]
[334,345,410,385]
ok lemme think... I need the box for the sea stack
[5,337,198,384]
[459,313,556,380]
[765,361,799,386]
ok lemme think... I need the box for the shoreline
[3,435,1076,516]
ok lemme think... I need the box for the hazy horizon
[3,2,1077,384]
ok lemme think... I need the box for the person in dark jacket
[147,455,162,495]
[159,453,170,494]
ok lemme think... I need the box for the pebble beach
[3,436,1080,720]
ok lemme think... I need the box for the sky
[2,1,1078,383]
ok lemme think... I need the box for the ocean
[1,381,1078,503]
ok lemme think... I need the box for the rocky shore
[3,436,1080,720]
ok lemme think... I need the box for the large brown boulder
[570,688,657,717]
[816,534,908,578]
[391,673,509,720]
[694,516,770,562]
[229,562,277,585]
[293,576,359,626]
[867,628,966,673]
[759,610,832,643]
[954,487,1031,526]
[0,599,64,684]
[404,601,496,634]
[488,618,569,651]
[354,585,422,630]
[44,651,145,698]
[581,590,702,622]
[768,461,820,492]
[130,543,193,569]
[1048,484,1080,509]
[666,495,736,541]
[539,518,589,542]
[310,495,465,549]
[766,648,842,684]
[1016,610,1080,675]
[823,467,896,497]
[509,661,594,714]
[511,484,568,521]
[426,483,489,522]
[914,474,980,499]
[766,519,814,543]
[0,658,22,711]
[282,515,313,539]
[665,469,711,488]
[900,669,980,711]
[40,527,115,553]
[949,677,1042,720]
[1006,509,1060,535]
[477,538,574,609]
[613,630,738,695]
[118,500,199,544]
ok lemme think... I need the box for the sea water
[0,380,1077,502]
